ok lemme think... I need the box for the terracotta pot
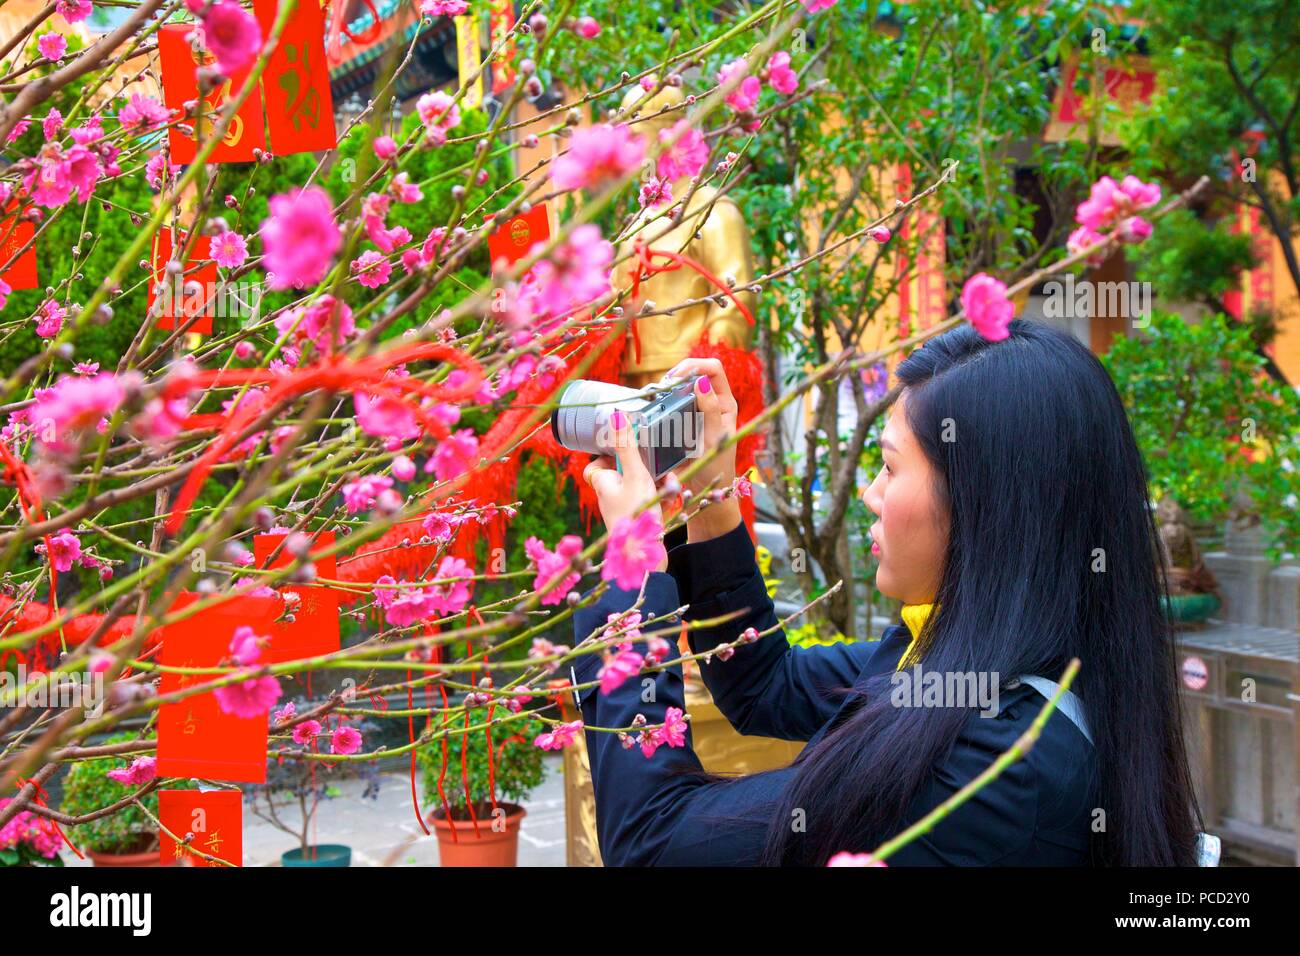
[430,803,526,867]
[88,847,169,867]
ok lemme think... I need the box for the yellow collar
[897,603,936,670]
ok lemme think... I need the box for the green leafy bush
[418,707,547,819]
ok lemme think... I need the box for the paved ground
[65,754,569,867]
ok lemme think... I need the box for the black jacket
[571,518,1098,866]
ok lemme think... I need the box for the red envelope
[158,788,243,867]
[159,23,266,164]
[0,215,37,290]
[253,529,338,577]
[148,229,218,334]
[253,531,341,661]
[487,203,550,271]
[157,593,282,783]
[254,0,337,155]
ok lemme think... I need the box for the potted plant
[418,707,547,867]
[60,731,182,866]
[249,705,381,867]
[0,797,66,867]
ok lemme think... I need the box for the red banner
[253,530,341,661]
[158,23,266,164]
[487,203,550,271]
[253,0,338,154]
[156,594,281,783]
[0,214,37,290]
[488,0,516,94]
[158,788,243,867]
[148,229,218,335]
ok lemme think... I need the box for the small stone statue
[1157,496,1220,597]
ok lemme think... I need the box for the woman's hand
[583,410,668,572]
[661,357,743,543]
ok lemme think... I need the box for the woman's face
[862,393,950,605]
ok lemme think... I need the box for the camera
[551,377,702,478]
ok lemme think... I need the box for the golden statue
[1157,496,1220,597]
[616,86,757,387]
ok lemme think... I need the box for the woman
[571,320,1202,866]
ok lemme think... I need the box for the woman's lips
[870,526,882,556]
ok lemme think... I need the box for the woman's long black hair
[758,320,1202,865]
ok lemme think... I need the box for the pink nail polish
[698,376,712,394]
[611,409,625,429]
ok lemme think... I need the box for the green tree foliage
[1102,311,1300,556]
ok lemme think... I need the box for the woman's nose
[862,470,884,516]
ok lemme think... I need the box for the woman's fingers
[665,357,737,415]
[609,409,652,486]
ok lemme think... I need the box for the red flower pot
[88,848,171,867]
[430,803,526,867]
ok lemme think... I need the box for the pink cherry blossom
[24,143,102,208]
[602,510,668,590]
[292,719,321,745]
[1067,224,1107,266]
[214,674,282,718]
[106,756,157,786]
[525,534,584,604]
[656,119,708,182]
[30,372,129,451]
[827,851,888,866]
[960,273,1014,343]
[802,0,839,11]
[209,230,248,269]
[201,1,263,76]
[419,0,469,14]
[353,391,420,441]
[869,226,891,243]
[429,555,472,616]
[551,124,645,192]
[534,720,583,750]
[330,725,363,755]
[416,91,460,144]
[38,33,67,62]
[423,510,462,542]
[259,186,341,290]
[718,59,761,113]
[639,175,672,208]
[342,474,394,513]
[429,427,479,481]
[392,455,416,481]
[659,706,688,747]
[598,644,644,694]
[1075,174,1161,232]
[373,134,397,159]
[530,223,613,319]
[767,51,798,95]
[145,151,179,190]
[1118,216,1152,243]
[574,16,601,38]
[275,294,354,351]
[34,299,64,338]
[56,0,92,24]
[273,701,296,722]
[47,530,81,572]
[117,94,170,132]
[351,250,392,288]
[0,278,10,312]
[229,625,264,666]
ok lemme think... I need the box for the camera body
[551,377,702,478]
